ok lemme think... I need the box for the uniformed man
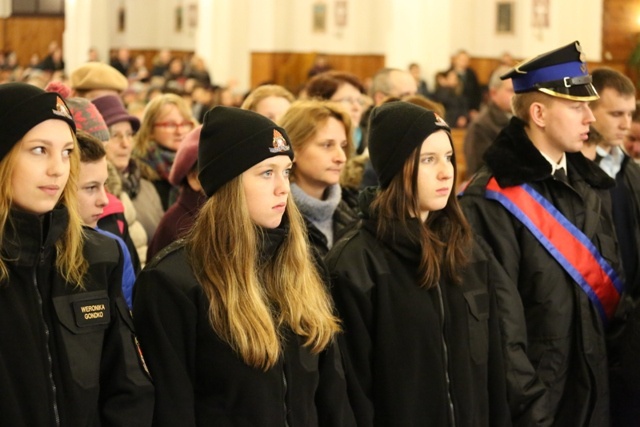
[459,41,622,426]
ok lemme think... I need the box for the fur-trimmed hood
[483,117,614,189]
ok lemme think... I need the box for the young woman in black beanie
[133,106,355,426]
[0,82,154,426]
[325,101,510,426]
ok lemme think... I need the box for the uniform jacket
[325,189,511,427]
[463,102,510,178]
[459,117,620,427]
[133,236,356,427]
[0,206,154,427]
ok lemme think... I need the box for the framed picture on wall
[335,0,347,27]
[496,2,514,34]
[117,6,125,33]
[532,0,549,29]
[175,5,183,33]
[313,2,327,33]
[187,3,198,29]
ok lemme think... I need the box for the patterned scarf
[143,142,176,182]
[121,159,142,199]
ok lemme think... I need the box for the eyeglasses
[154,121,194,132]
[110,131,134,141]
[333,97,366,107]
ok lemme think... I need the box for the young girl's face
[416,130,454,221]
[11,119,75,215]
[242,155,292,229]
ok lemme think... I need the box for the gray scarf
[291,183,341,248]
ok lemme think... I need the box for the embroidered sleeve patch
[72,298,111,327]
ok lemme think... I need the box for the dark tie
[554,167,569,185]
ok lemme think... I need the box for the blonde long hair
[185,176,340,370]
[0,134,87,286]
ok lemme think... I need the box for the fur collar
[483,117,614,189]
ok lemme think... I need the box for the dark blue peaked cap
[500,41,599,101]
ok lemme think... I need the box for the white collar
[539,150,568,174]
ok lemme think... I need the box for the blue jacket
[97,228,136,309]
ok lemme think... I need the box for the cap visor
[538,83,599,101]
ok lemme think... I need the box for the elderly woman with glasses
[92,94,164,260]
[134,93,196,212]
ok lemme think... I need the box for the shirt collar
[596,144,624,162]
[539,150,568,174]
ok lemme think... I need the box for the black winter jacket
[459,117,621,426]
[598,154,640,426]
[325,189,511,427]
[133,233,356,427]
[0,207,154,427]
[305,196,360,258]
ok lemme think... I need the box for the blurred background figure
[463,66,514,178]
[185,54,211,86]
[306,71,367,154]
[241,84,295,123]
[307,53,332,78]
[449,49,482,119]
[87,47,100,62]
[625,103,640,163]
[432,69,468,128]
[408,62,430,98]
[110,47,132,76]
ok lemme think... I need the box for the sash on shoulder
[485,177,623,324]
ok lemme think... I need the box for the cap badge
[269,129,290,153]
[434,113,449,128]
[52,97,72,121]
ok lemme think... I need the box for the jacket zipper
[435,284,456,427]
[33,247,61,427]
[282,365,290,427]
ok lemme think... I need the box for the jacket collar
[483,117,614,189]
[359,187,422,264]
[3,205,69,266]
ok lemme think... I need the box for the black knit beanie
[198,106,294,197]
[368,102,451,188]
[0,82,76,162]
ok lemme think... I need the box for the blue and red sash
[485,177,623,324]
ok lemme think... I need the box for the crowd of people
[2,38,640,426]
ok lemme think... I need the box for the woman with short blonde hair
[279,100,359,255]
